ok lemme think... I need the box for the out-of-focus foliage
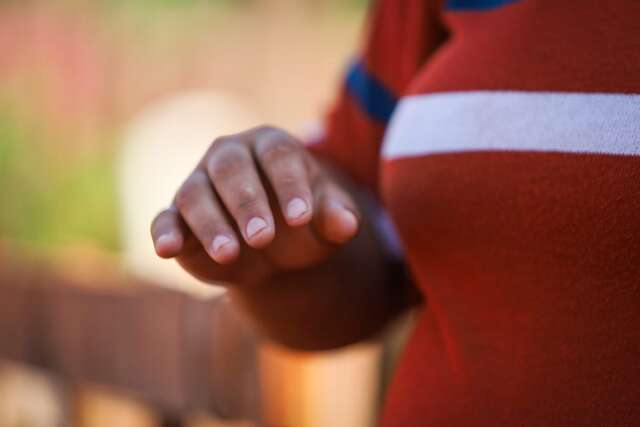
[0,110,119,251]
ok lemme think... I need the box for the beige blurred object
[260,343,383,427]
[71,386,158,427]
[0,362,64,427]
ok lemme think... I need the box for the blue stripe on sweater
[345,60,398,123]
[445,0,521,11]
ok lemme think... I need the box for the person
[151,0,640,425]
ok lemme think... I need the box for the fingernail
[156,233,175,249]
[338,208,358,233]
[286,198,308,220]
[155,232,179,256]
[246,217,268,239]
[211,235,232,253]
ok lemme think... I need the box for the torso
[379,1,640,425]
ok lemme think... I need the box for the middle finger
[206,139,275,248]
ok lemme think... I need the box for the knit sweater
[312,1,640,425]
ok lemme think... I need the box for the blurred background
[0,0,365,262]
[0,1,415,426]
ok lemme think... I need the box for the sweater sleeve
[308,0,448,195]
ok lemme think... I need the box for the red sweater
[313,0,640,425]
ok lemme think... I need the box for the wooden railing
[0,255,260,424]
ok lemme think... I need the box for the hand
[150,126,361,286]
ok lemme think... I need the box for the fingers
[253,127,314,227]
[153,125,362,270]
[151,207,186,258]
[313,179,361,244]
[174,170,241,264]
[206,138,275,248]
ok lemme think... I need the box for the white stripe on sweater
[382,91,640,159]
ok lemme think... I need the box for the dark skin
[151,125,419,351]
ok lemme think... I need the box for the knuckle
[206,136,232,160]
[234,185,261,211]
[174,186,192,210]
[209,146,250,182]
[210,135,234,149]
[254,124,282,135]
[207,140,249,178]
[269,156,308,190]
[260,140,298,165]
[255,124,294,142]
[273,174,307,195]
[175,173,206,209]
[174,190,189,211]
[208,135,239,158]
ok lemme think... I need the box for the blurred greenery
[0,110,120,252]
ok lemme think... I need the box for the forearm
[230,204,420,351]
[149,126,422,352]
